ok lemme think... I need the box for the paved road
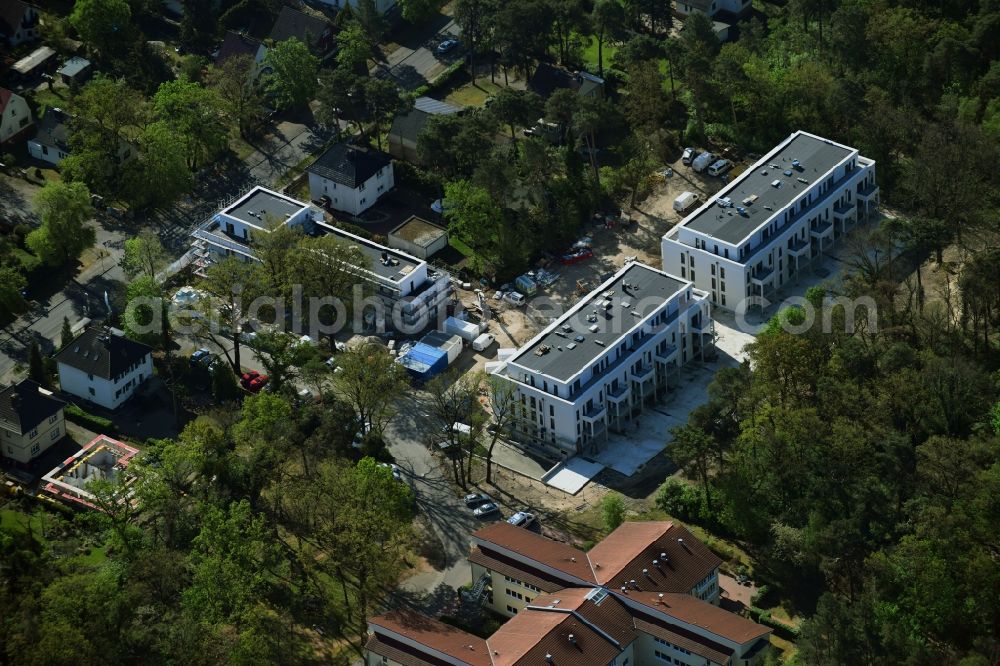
[375,20,461,91]
[243,120,336,186]
[383,393,483,595]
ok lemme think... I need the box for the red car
[240,370,269,393]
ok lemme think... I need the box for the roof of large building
[589,521,723,592]
[473,522,597,584]
[308,142,392,189]
[508,262,688,382]
[0,379,63,436]
[629,592,771,645]
[368,610,492,666]
[54,328,152,381]
[314,221,422,284]
[683,131,855,246]
[222,186,308,229]
[31,108,69,151]
[216,31,262,66]
[268,6,330,47]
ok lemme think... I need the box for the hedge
[65,404,117,434]
[747,606,800,641]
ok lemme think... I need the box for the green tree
[28,341,47,387]
[69,0,134,58]
[122,276,167,349]
[668,423,716,514]
[333,342,410,437]
[442,180,502,248]
[591,0,627,76]
[60,317,74,350]
[399,0,437,24]
[263,38,320,109]
[601,491,626,531]
[153,77,228,169]
[247,331,318,393]
[488,87,544,143]
[26,182,96,267]
[126,122,194,209]
[120,229,168,280]
[207,54,266,137]
[0,266,27,320]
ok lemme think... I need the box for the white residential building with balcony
[190,186,451,333]
[492,262,711,456]
[662,131,880,316]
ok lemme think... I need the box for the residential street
[374,19,461,91]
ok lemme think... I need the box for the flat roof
[314,221,422,284]
[683,132,854,245]
[510,263,687,382]
[224,187,307,229]
[389,215,447,246]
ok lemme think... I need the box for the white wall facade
[498,284,711,455]
[0,92,31,143]
[308,163,395,217]
[4,5,40,46]
[27,138,68,165]
[663,139,879,316]
[57,354,153,410]
[1,408,64,464]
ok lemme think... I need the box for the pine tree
[28,341,47,387]
[60,316,74,350]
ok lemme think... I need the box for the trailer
[444,316,483,342]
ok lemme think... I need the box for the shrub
[655,478,701,521]
[748,606,800,640]
[64,404,117,433]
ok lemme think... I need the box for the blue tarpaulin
[396,343,448,381]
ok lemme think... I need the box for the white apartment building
[307,142,395,217]
[493,262,711,456]
[0,379,65,464]
[55,328,153,410]
[191,186,452,332]
[662,131,880,316]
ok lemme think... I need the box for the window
[29,427,38,438]
[48,414,58,424]
[720,266,725,279]
[42,145,49,155]
[505,589,524,600]
[50,427,60,440]
[88,373,94,380]
[31,443,40,455]
[507,605,519,614]
[711,264,715,276]
[88,387,95,396]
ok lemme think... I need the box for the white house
[492,262,712,456]
[55,328,153,410]
[310,0,396,14]
[0,1,40,47]
[662,130,880,316]
[0,379,65,465]
[674,0,750,19]
[27,108,70,165]
[190,187,452,333]
[307,142,395,217]
[0,88,32,145]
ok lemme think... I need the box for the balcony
[788,237,810,257]
[857,182,879,200]
[192,224,256,259]
[750,265,774,285]
[632,363,653,380]
[582,403,606,421]
[655,345,678,363]
[809,220,834,240]
[607,384,630,403]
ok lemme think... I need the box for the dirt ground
[454,155,728,366]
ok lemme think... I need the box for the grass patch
[30,86,72,114]
[444,79,503,108]
[449,236,475,258]
[579,35,618,74]
[230,136,258,162]
[0,508,33,533]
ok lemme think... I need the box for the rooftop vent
[791,159,801,168]
[574,335,585,343]
[783,170,793,177]
[589,324,599,332]
[771,180,781,188]
[534,345,552,356]
[566,343,577,350]
[769,163,779,169]
[595,340,605,346]
[568,634,576,645]
[797,177,809,184]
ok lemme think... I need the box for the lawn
[444,79,504,108]
[580,35,618,75]
[449,236,475,258]
[30,86,72,114]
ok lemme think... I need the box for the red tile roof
[368,610,491,666]
[626,592,771,645]
[471,523,596,584]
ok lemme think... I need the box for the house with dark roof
[27,108,70,165]
[528,63,605,100]
[0,0,40,47]
[0,88,33,145]
[365,583,770,666]
[387,96,462,163]
[55,328,153,410]
[0,379,65,465]
[307,142,394,216]
[268,7,334,58]
[216,31,267,79]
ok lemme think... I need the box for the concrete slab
[544,457,604,494]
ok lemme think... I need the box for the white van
[472,333,495,351]
[673,191,700,213]
[503,292,526,307]
[708,159,733,177]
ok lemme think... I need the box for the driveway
[243,120,336,187]
[374,20,461,91]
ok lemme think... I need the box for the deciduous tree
[26,182,96,267]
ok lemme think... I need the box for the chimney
[568,634,576,645]
[10,390,22,410]
[545,654,553,663]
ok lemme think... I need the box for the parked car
[189,348,215,368]
[379,462,403,481]
[503,292,526,307]
[708,159,733,177]
[682,147,695,165]
[507,511,536,528]
[240,371,269,393]
[691,151,715,172]
[465,492,491,507]
[473,502,501,518]
[436,38,459,55]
